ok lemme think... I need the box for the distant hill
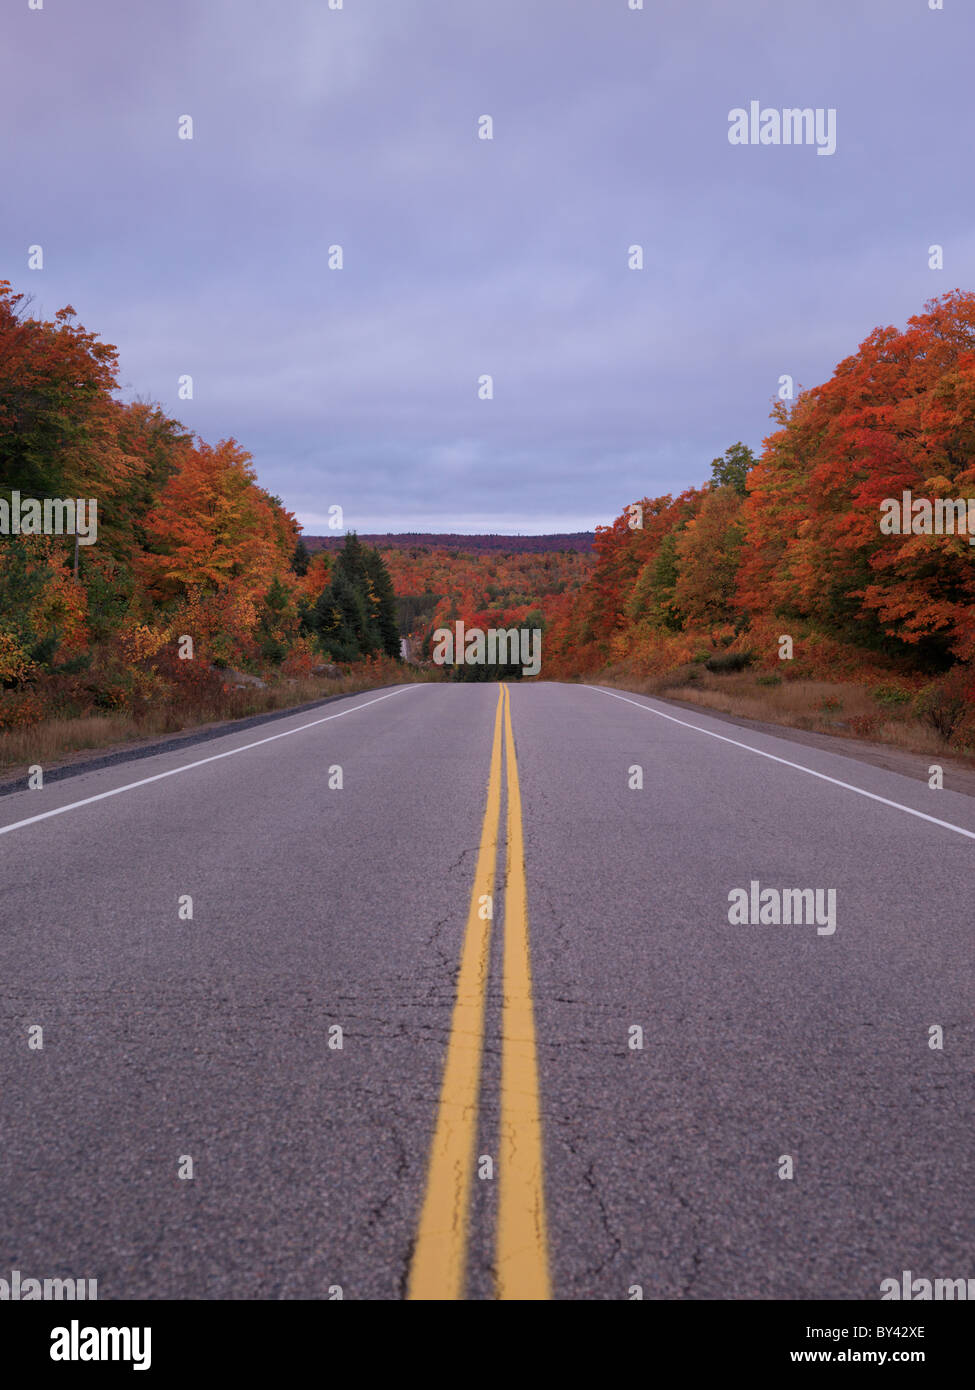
[303,532,595,555]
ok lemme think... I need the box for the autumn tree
[738,290,975,663]
[0,282,137,521]
[674,486,745,626]
[139,439,295,601]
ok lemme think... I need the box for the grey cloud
[3,0,973,533]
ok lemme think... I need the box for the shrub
[848,714,880,738]
[0,631,37,686]
[705,649,754,673]
[659,663,703,687]
[873,684,911,707]
[914,672,971,742]
[0,689,45,730]
[755,674,782,687]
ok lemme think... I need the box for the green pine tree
[256,574,296,664]
[709,442,754,498]
[334,531,367,588]
[290,538,310,576]
[314,568,371,661]
[362,546,400,658]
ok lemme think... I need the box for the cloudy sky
[4,0,973,534]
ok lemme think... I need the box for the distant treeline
[305,532,595,556]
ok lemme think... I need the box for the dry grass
[596,668,967,761]
[0,667,442,779]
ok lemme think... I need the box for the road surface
[1,681,972,1300]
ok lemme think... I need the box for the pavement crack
[559,1131,624,1281]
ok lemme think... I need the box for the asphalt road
[1,681,972,1300]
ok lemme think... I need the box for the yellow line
[497,683,551,1300]
[407,685,505,1300]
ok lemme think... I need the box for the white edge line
[588,685,975,843]
[0,685,417,838]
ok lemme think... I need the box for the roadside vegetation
[0,655,443,779]
[545,292,975,762]
[570,665,972,766]
[0,278,424,776]
[6,278,975,775]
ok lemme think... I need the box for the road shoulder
[589,683,975,800]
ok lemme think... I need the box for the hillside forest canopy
[3,277,975,748]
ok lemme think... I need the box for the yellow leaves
[0,535,89,658]
[0,631,35,684]
[673,487,745,625]
[118,624,169,663]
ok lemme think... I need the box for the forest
[384,545,593,656]
[0,278,403,765]
[544,290,975,750]
[3,277,975,763]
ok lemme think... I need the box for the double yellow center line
[407,684,550,1300]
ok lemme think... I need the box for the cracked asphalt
[1,680,973,1299]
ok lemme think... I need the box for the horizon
[299,527,597,538]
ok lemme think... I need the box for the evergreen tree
[290,537,310,576]
[362,546,400,657]
[313,567,372,661]
[334,531,367,587]
[308,533,401,660]
[256,574,296,664]
[709,442,754,497]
